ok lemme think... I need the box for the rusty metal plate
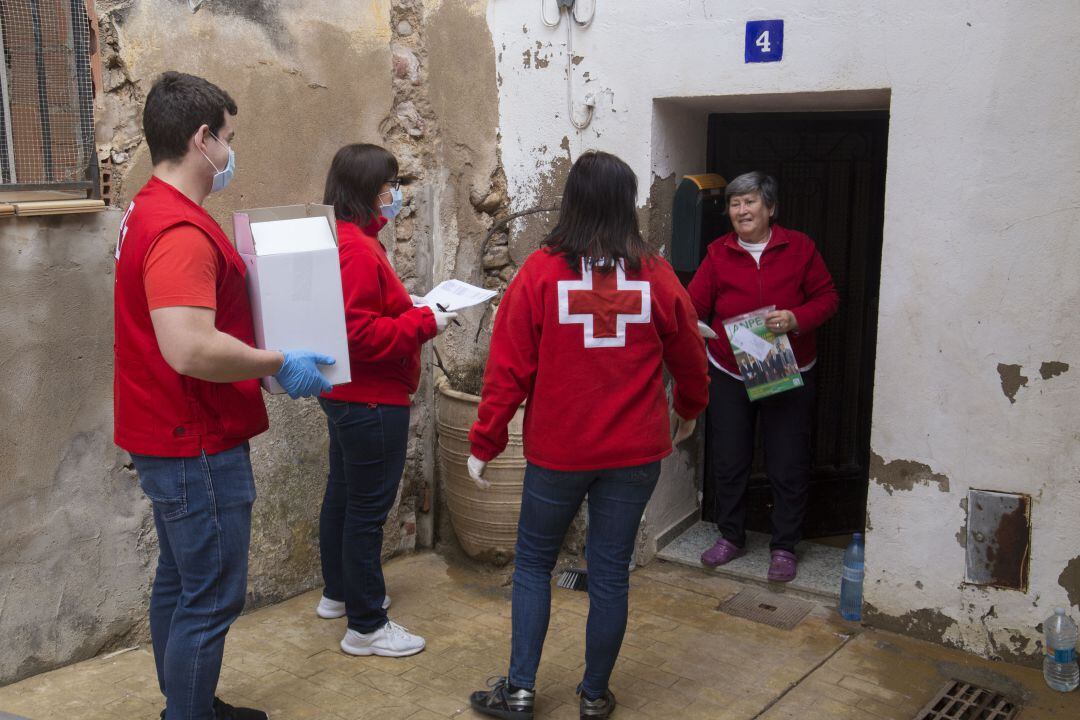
[717,589,814,630]
[913,679,1020,720]
[965,490,1031,591]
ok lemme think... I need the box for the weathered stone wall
[1,0,515,685]
[1,0,415,685]
[393,0,506,552]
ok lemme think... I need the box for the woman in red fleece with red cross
[467,152,710,720]
[313,144,457,659]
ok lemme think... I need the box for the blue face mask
[201,132,235,193]
[380,186,403,219]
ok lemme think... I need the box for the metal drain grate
[716,589,814,630]
[914,680,1019,720]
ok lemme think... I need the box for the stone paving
[0,552,1076,719]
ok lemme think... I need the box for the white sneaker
[316,594,391,619]
[340,621,425,657]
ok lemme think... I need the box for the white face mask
[200,132,236,193]
[380,186,403,219]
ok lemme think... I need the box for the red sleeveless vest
[113,177,268,456]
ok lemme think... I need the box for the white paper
[731,326,774,362]
[250,216,336,256]
[414,279,497,312]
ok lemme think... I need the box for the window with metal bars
[0,0,99,203]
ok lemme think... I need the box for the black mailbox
[671,173,727,275]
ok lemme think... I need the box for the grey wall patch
[1059,556,1080,608]
[870,452,950,495]
[864,604,958,643]
[1039,361,1069,380]
[965,490,1031,591]
[996,363,1027,404]
[196,0,291,50]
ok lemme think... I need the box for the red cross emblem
[558,260,651,348]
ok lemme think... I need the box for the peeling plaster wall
[3,0,509,683]
[0,214,151,685]
[104,0,403,606]
[1,0,400,685]
[490,1,1080,662]
[380,0,504,554]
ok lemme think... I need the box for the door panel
[701,112,888,537]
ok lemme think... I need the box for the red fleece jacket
[323,217,437,406]
[469,249,710,472]
[687,225,839,375]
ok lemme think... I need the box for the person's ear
[190,123,212,153]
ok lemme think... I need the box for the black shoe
[159,698,268,720]
[213,697,268,720]
[579,689,616,719]
[469,676,535,719]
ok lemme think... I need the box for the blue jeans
[131,442,255,720]
[508,461,661,698]
[319,399,409,633]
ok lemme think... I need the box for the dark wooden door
[701,111,888,537]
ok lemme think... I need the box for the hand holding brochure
[723,305,803,401]
[413,279,497,312]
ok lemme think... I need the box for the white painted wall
[488,0,1080,660]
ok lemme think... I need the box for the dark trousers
[318,399,409,633]
[508,461,661,698]
[131,442,254,720]
[706,365,816,552]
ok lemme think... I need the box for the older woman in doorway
[688,171,839,582]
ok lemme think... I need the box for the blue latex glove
[275,350,336,399]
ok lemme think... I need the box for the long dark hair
[543,151,653,272]
[323,143,398,226]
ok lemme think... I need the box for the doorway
[700,111,889,540]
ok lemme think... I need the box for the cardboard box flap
[235,203,338,256]
[250,216,336,256]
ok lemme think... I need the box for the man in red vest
[114,72,334,720]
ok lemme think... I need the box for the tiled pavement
[0,552,1076,719]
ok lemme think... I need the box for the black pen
[435,302,462,327]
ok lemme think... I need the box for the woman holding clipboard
[314,144,457,658]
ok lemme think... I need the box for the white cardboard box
[234,204,351,394]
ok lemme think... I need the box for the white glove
[696,320,718,340]
[410,294,427,307]
[671,411,696,445]
[434,311,459,334]
[467,454,490,490]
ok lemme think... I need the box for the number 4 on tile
[745,20,784,63]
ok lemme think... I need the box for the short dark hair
[143,72,237,166]
[543,150,654,273]
[323,144,399,226]
[725,171,779,218]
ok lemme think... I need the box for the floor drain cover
[914,680,1019,720]
[716,589,814,630]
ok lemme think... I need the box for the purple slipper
[700,537,746,567]
[768,550,798,582]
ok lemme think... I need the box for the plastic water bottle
[839,533,864,621]
[1043,608,1079,692]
